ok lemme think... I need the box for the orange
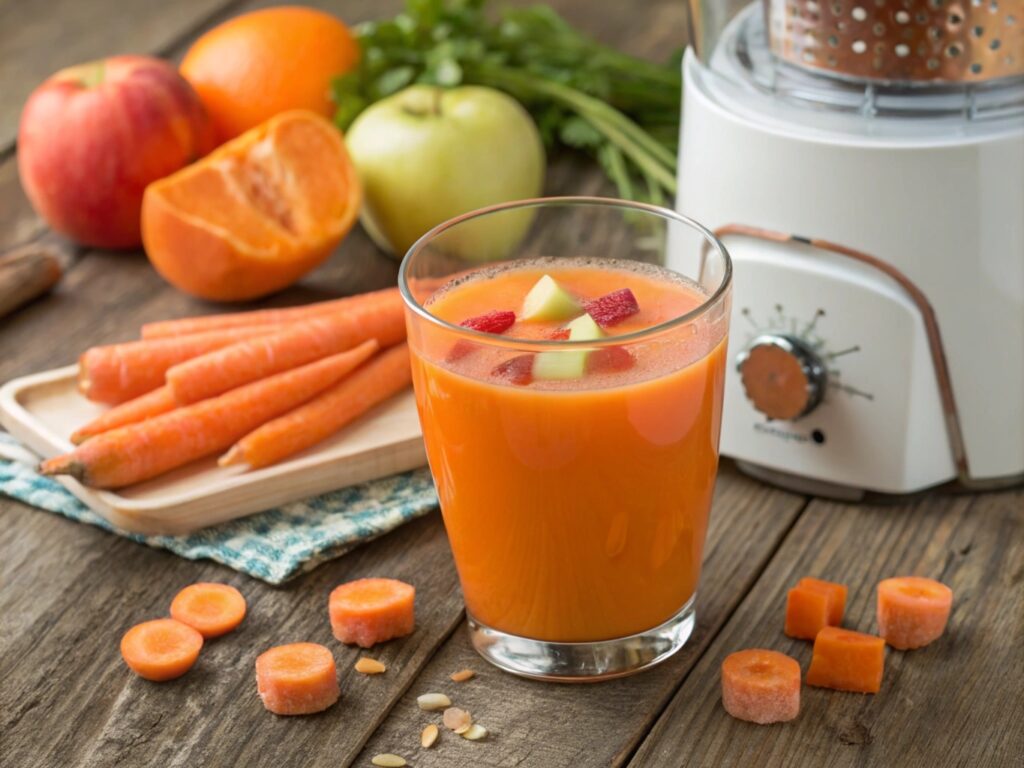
[141,110,361,302]
[180,6,358,143]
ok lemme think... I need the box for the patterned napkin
[0,432,437,584]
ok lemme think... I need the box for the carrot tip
[39,456,86,482]
[218,447,244,468]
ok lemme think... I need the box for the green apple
[521,274,581,322]
[345,84,545,260]
[533,311,604,380]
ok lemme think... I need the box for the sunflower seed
[371,755,407,767]
[420,723,439,749]
[449,668,476,683]
[416,692,451,711]
[462,724,488,741]
[354,657,386,675]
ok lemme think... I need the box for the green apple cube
[533,312,604,380]
[521,275,581,322]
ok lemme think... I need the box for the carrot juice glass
[400,198,731,681]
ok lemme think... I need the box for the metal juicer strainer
[764,0,1024,83]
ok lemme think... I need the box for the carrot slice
[70,386,178,444]
[329,577,415,649]
[877,576,953,650]
[40,340,379,488]
[220,343,411,470]
[166,291,405,405]
[255,642,339,716]
[120,618,203,682]
[77,325,281,405]
[721,649,800,724]
[805,626,885,693]
[141,287,399,339]
[784,577,847,639]
[170,582,247,638]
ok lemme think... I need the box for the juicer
[675,0,1024,498]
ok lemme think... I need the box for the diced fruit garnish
[460,310,516,334]
[521,275,581,322]
[547,328,570,341]
[534,312,604,380]
[566,313,604,341]
[588,346,635,373]
[492,355,534,386]
[585,288,639,328]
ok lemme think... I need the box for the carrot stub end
[120,618,204,682]
[721,649,801,724]
[329,577,415,649]
[805,626,885,694]
[170,582,247,638]
[255,642,339,716]
[876,576,953,650]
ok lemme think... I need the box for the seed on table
[371,755,407,767]
[416,692,451,710]
[443,706,473,733]
[421,723,439,748]
[462,724,488,741]
[449,668,476,682]
[354,657,387,675]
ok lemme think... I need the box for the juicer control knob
[737,334,827,421]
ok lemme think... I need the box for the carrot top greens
[331,0,682,205]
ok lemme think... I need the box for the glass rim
[397,196,733,350]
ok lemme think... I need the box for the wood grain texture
[354,465,808,768]
[628,489,1024,768]
[0,511,464,768]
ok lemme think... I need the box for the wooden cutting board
[0,365,427,536]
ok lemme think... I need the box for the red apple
[17,55,215,249]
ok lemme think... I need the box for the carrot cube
[721,649,801,724]
[784,578,847,639]
[329,578,415,648]
[877,576,953,650]
[805,626,885,693]
[255,643,339,716]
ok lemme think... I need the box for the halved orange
[142,110,361,302]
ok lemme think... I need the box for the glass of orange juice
[400,197,731,681]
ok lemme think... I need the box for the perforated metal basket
[764,0,1024,83]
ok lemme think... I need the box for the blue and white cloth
[0,432,438,584]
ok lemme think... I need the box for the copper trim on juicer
[714,223,970,482]
[764,0,1024,84]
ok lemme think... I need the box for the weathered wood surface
[1,0,1022,767]
[628,489,1024,768]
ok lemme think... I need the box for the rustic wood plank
[627,488,1024,767]
[354,464,808,767]
[0,510,464,768]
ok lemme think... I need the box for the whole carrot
[41,340,379,488]
[78,324,281,405]
[220,343,411,470]
[140,287,399,339]
[166,291,406,405]
[71,386,178,444]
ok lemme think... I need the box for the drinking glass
[400,197,731,681]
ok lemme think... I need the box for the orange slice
[142,110,361,301]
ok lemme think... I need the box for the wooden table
[1,1,1022,766]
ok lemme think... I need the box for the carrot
[876,576,953,650]
[140,287,400,338]
[329,578,415,648]
[120,618,203,682]
[255,643,340,716]
[78,325,280,405]
[784,577,847,640]
[40,340,379,488]
[166,291,406,405]
[70,386,178,444]
[721,649,800,724]
[170,582,247,639]
[805,626,886,693]
[220,343,412,470]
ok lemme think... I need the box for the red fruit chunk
[588,346,635,374]
[585,289,639,328]
[492,355,534,386]
[460,310,516,334]
[548,327,571,341]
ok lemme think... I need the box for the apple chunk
[521,275,581,322]
[533,311,604,380]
